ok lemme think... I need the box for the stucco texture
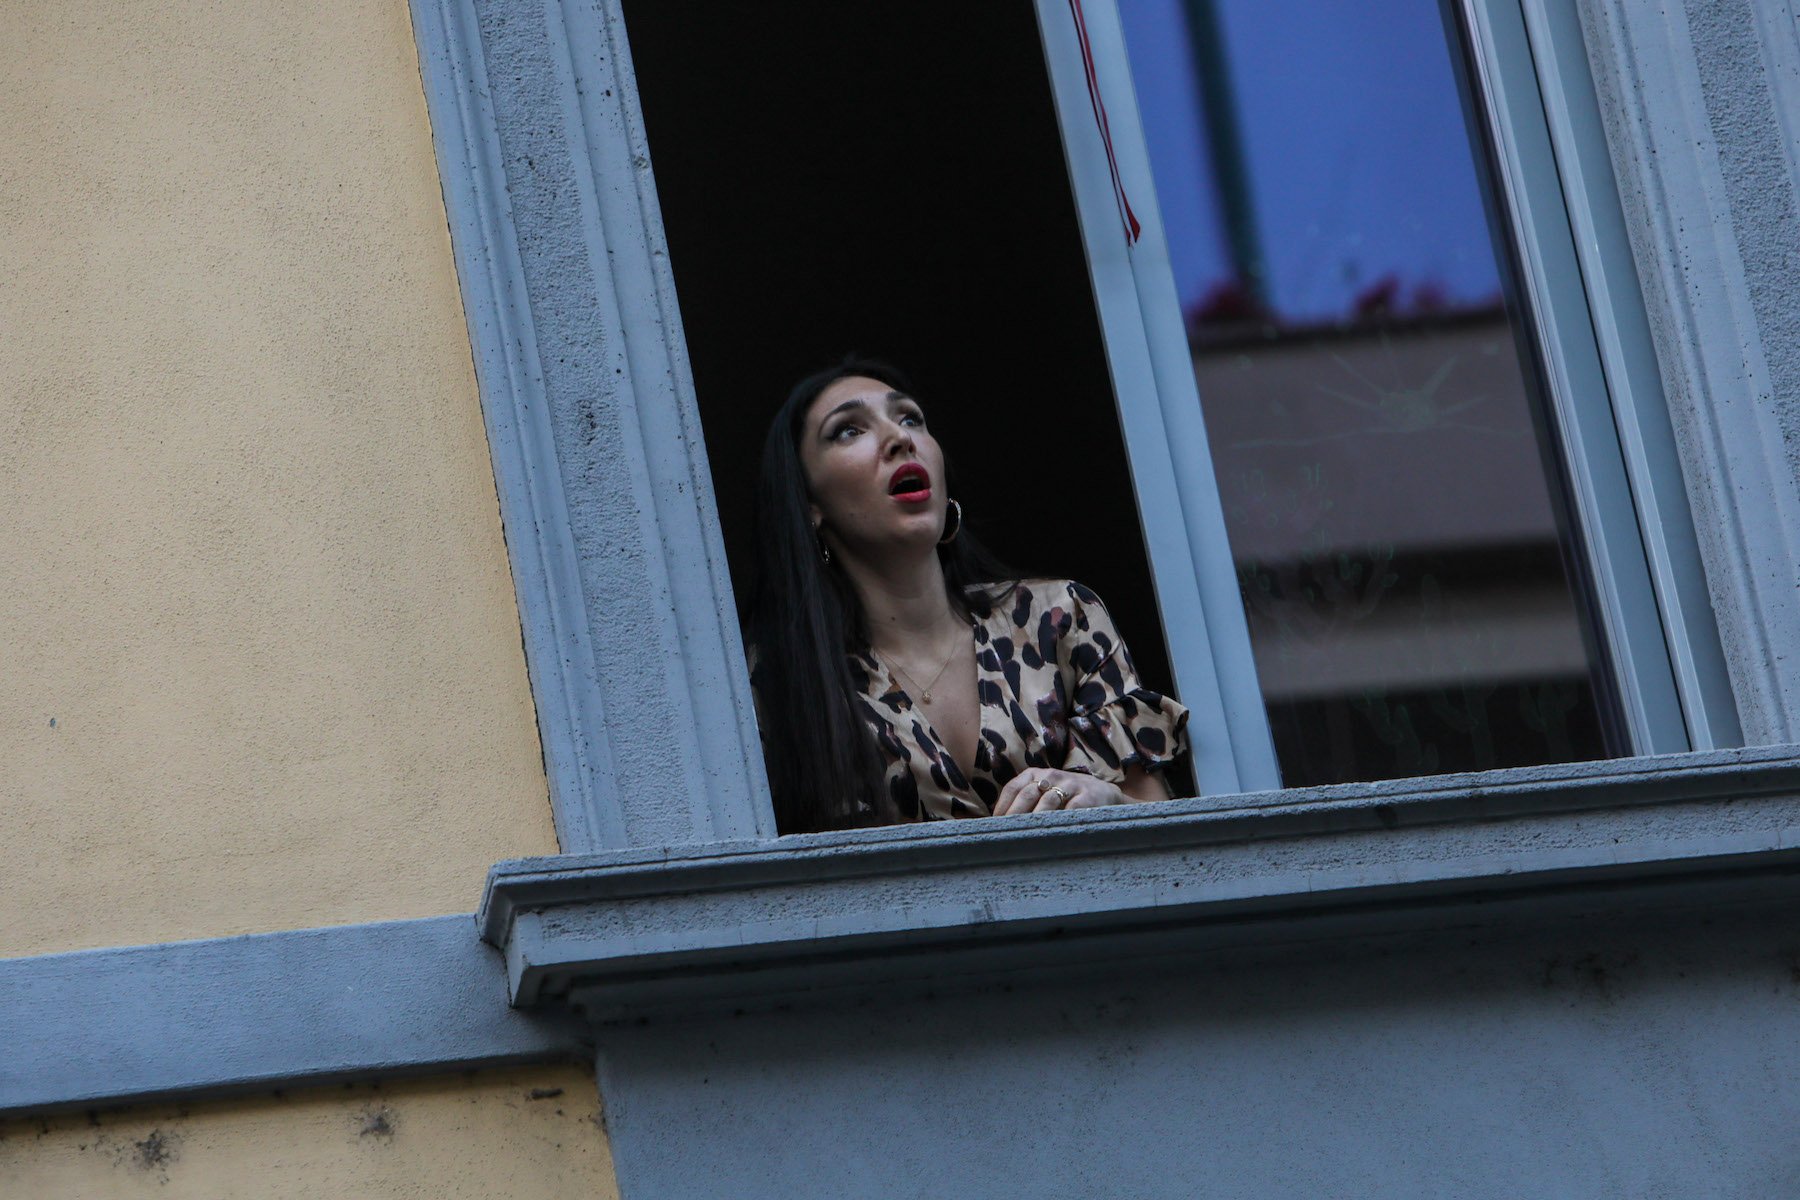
[0,1066,618,1199]
[0,0,557,957]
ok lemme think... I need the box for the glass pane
[1118,0,1619,785]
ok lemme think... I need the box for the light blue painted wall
[478,748,1800,1196]
[593,903,1800,1198]
[0,916,584,1116]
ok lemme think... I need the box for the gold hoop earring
[938,498,963,545]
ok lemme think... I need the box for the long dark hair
[749,358,1014,833]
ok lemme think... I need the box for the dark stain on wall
[134,1128,177,1171]
[357,1105,396,1141]
[1540,949,1641,1001]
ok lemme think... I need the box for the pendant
[920,691,933,704]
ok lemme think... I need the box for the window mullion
[1457,0,1714,754]
[1513,0,1741,750]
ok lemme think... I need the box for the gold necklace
[876,628,965,706]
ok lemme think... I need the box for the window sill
[481,746,1800,1021]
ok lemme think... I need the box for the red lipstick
[887,463,932,501]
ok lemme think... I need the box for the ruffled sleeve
[1056,581,1191,782]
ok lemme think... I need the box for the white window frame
[1031,0,1740,789]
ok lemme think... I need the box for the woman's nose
[881,422,916,457]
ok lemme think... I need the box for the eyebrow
[816,390,913,436]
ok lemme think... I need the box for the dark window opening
[621,0,1196,796]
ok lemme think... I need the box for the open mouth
[888,464,931,499]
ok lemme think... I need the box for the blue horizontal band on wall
[0,915,588,1117]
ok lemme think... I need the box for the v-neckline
[868,615,989,794]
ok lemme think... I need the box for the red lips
[888,463,931,498]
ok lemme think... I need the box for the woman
[749,358,1189,833]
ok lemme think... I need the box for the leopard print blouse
[848,579,1190,821]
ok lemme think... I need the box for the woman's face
[799,375,948,558]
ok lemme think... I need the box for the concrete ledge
[481,747,1800,1016]
[0,915,587,1117]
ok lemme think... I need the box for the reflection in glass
[1119,0,1617,785]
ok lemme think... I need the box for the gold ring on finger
[1046,785,1070,802]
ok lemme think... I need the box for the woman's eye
[899,412,924,427]
[830,423,860,442]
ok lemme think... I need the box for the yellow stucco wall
[0,0,559,957]
[0,1066,618,1199]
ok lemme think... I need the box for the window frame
[1462,0,1737,751]
[1031,0,1740,785]
[1507,0,1740,750]
[409,0,1745,857]
[411,0,776,853]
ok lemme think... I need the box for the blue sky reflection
[1118,0,1502,324]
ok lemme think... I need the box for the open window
[617,0,1738,801]
[620,0,1197,799]
[1059,0,1740,785]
